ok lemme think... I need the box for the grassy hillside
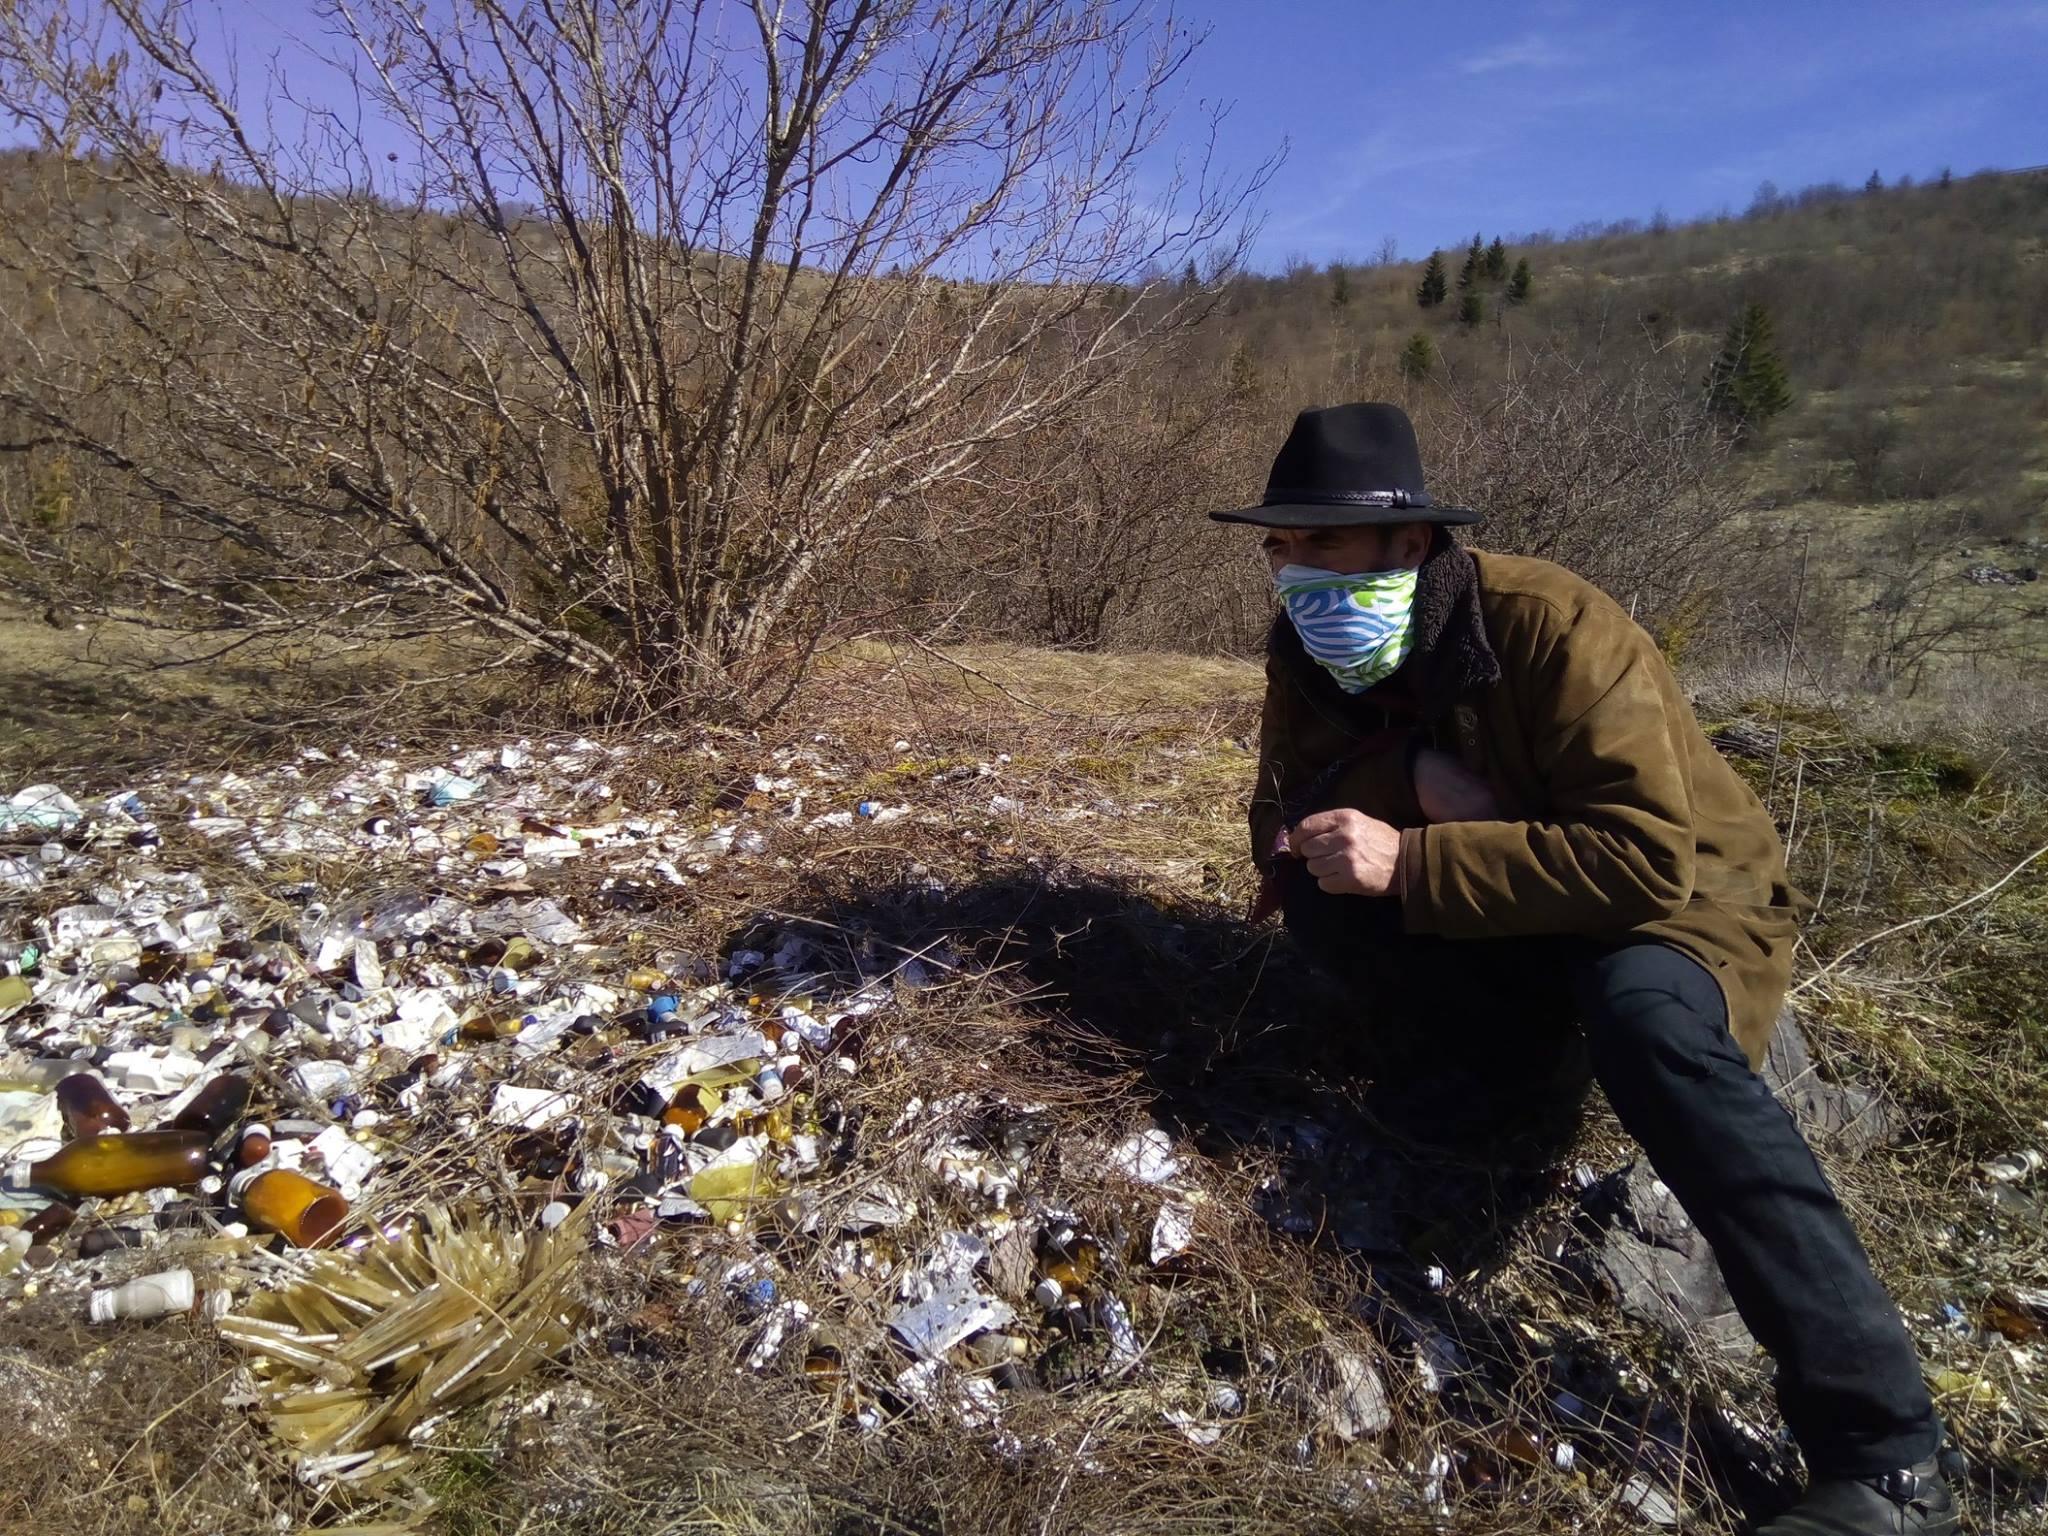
[1147,169,2048,685]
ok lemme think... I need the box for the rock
[1581,1005,1894,1355]
[1759,1004,1898,1160]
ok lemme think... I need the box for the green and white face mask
[1274,563,1419,693]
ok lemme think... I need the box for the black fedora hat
[1211,402,1478,528]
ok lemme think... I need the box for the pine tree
[1416,251,1448,308]
[1398,332,1435,381]
[1484,236,1508,281]
[1704,302,1793,435]
[1330,265,1353,310]
[1506,257,1532,304]
[1456,233,1482,290]
[1457,289,1485,328]
[1864,168,1884,194]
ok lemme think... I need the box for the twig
[1766,529,1810,814]
[1792,839,2048,995]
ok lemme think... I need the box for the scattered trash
[0,785,83,838]
[89,1266,197,1323]
[0,753,2006,1529]
[1322,1341,1393,1440]
[1108,1127,1181,1185]
[1981,1150,2044,1184]
[218,1200,590,1491]
[1619,1471,1682,1526]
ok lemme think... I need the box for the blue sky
[1168,0,2048,268]
[31,0,2048,273]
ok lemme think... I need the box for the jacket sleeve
[1399,605,1697,937]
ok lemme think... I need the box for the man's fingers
[1315,869,1362,894]
[1292,810,1354,837]
[1295,832,1346,860]
[1303,852,1349,877]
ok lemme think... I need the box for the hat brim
[1208,501,1480,529]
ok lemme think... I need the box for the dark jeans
[1283,875,1940,1479]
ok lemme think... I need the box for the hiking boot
[1754,1458,1957,1535]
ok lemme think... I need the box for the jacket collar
[1269,533,1501,724]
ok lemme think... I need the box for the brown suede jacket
[1251,544,1798,1065]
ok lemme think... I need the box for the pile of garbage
[3,742,2045,1525]
[0,746,1260,1496]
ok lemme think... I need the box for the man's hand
[1413,747,1502,824]
[1292,808,1402,897]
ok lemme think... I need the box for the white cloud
[1459,33,1572,75]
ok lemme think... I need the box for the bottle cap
[87,1287,117,1325]
[1,1163,28,1192]
[226,1166,267,1201]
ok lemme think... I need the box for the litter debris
[218,1200,590,1490]
[1108,1127,1181,1185]
[1151,1200,1196,1265]
[1982,1150,2044,1185]
[0,785,83,838]
[89,1266,198,1322]
[1619,1472,1682,1526]
[1322,1341,1393,1440]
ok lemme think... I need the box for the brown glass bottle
[54,1073,130,1138]
[233,1123,272,1168]
[169,1075,251,1139]
[7,1130,209,1198]
[237,1168,349,1248]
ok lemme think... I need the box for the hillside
[1139,169,2048,682]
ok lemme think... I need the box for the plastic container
[54,1073,131,1138]
[7,1130,210,1198]
[89,1267,196,1323]
[236,1168,349,1248]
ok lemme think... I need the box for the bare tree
[1418,340,1743,625]
[0,0,1263,714]
[956,358,1263,650]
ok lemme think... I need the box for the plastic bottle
[235,1167,349,1247]
[169,1074,252,1139]
[6,1130,210,1197]
[88,1267,196,1323]
[54,1073,131,1137]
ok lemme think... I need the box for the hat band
[1262,487,1434,509]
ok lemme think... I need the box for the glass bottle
[7,1130,209,1197]
[236,1167,349,1247]
[54,1073,131,1137]
[170,1074,251,1139]
[233,1123,272,1168]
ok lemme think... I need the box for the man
[1218,403,1953,1536]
